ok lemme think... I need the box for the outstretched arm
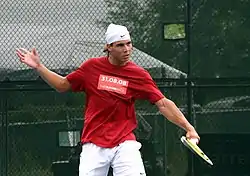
[16,48,71,92]
[155,97,200,142]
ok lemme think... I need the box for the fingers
[15,49,24,57]
[19,48,30,54]
[15,49,25,62]
[15,48,29,63]
[16,47,38,56]
[16,48,24,58]
[15,47,39,64]
[186,131,200,141]
[187,135,200,140]
[189,138,199,145]
[31,48,38,56]
[16,48,29,57]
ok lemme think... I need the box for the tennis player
[16,23,200,176]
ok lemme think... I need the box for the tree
[102,0,188,73]
[191,0,250,78]
[103,0,250,78]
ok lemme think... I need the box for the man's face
[108,40,133,64]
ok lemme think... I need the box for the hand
[16,48,41,69]
[186,128,200,144]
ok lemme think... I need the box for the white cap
[105,23,131,44]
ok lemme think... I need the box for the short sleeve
[135,71,164,104]
[66,60,91,92]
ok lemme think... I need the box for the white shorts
[79,140,146,176]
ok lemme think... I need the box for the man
[16,23,200,176]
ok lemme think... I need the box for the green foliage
[103,0,163,54]
[164,24,186,40]
[103,0,188,72]
[104,0,250,78]
[191,0,250,77]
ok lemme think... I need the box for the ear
[106,44,112,52]
[103,44,108,52]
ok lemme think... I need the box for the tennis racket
[181,136,213,166]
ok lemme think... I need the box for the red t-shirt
[66,56,164,148]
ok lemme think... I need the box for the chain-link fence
[1,0,250,176]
